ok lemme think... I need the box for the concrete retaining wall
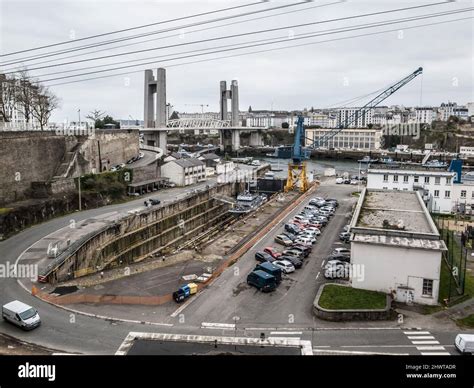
[313,283,393,321]
[45,182,243,284]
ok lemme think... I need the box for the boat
[228,192,267,215]
[358,155,379,163]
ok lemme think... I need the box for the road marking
[201,322,236,329]
[321,260,325,268]
[270,331,303,335]
[420,352,451,356]
[316,271,320,280]
[416,346,447,351]
[407,336,435,340]
[404,331,431,335]
[411,340,440,345]
[312,348,409,356]
[170,298,194,318]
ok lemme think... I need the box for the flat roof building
[349,189,447,305]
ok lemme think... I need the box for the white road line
[407,336,435,340]
[403,331,431,335]
[201,322,236,329]
[312,348,409,356]
[416,346,447,351]
[411,340,440,345]
[420,352,451,356]
[270,331,303,335]
[316,271,320,280]
[321,260,325,268]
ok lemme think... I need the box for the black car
[280,255,303,269]
[145,198,161,206]
[255,251,275,263]
[328,253,350,263]
[284,223,300,234]
[282,232,298,241]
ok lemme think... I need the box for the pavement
[1,177,472,355]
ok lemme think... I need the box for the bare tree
[31,84,60,130]
[0,74,17,122]
[15,69,36,124]
[86,109,106,127]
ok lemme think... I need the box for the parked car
[279,255,303,269]
[274,234,293,247]
[285,223,301,234]
[328,253,351,263]
[255,251,275,263]
[333,247,351,255]
[339,231,351,242]
[255,262,282,284]
[294,237,314,246]
[293,215,310,224]
[304,227,321,235]
[2,300,41,330]
[336,177,344,184]
[247,270,277,292]
[454,334,474,354]
[272,260,296,274]
[263,247,282,259]
[290,244,311,257]
[282,232,298,241]
[282,249,304,259]
[144,198,161,206]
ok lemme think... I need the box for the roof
[3,300,32,312]
[200,153,220,160]
[251,270,274,279]
[369,167,455,176]
[350,189,446,251]
[171,158,205,168]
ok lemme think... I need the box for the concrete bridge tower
[219,79,239,126]
[143,68,167,151]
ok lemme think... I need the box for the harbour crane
[285,67,423,192]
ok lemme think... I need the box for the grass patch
[318,284,387,310]
[457,314,474,328]
[0,208,12,215]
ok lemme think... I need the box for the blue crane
[286,67,423,192]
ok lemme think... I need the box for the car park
[255,251,275,263]
[263,247,282,259]
[279,255,303,269]
[274,234,293,246]
[272,260,296,274]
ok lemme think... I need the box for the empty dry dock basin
[40,182,244,284]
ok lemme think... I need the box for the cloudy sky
[0,0,472,123]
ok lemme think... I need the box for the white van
[454,334,474,354]
[2,300,41,330]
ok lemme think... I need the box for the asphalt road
[0,179,467,355]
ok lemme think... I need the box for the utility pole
[78,109,81,129]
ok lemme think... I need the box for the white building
[337,108,374,128]
[350,189,447,306]
[305,128,383,150]
[367,167,456,213]
[414,107,436,124]
[161,158,206,187]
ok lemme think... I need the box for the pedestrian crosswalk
[403,330,451,355]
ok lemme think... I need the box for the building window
[383,187,388,190]
[424,176,430,184]
[434,190,439,198]
[445,190,451,199]
[422,279,433,297]
[461,190,466,198]
[403,176,409,183]
[446,177,452,185]
[472,191,474,199]
[435,177,440,185]
[393,175,399,182]
[383,174,388,182]
[414,176,419,183]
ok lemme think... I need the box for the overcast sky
[0,0,473,123]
